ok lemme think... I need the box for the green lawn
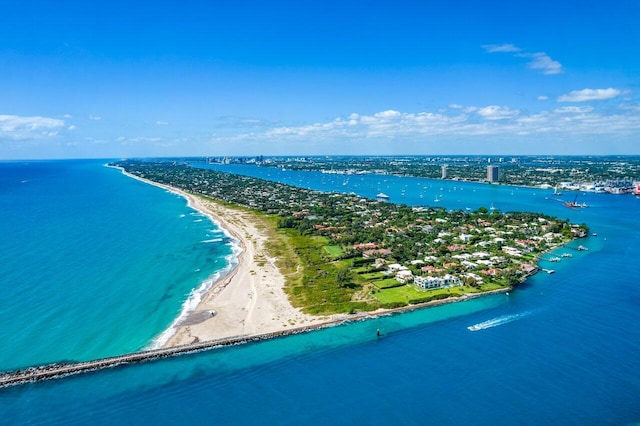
[360,272,386,281]
[374,284,474,305]
[323,245,345,258]
[372,278,404,289]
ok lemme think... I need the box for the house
[395,269,414,283]
[471,251,490,258]
[421,265,444,273]
[520,263,538,274]
[374,258,388,268]
[362,248,392,258]
[502,246,522,257]
[415,274,461,290]
[387,263,404,273]
[461,260,478,269]
[354,242,378,250]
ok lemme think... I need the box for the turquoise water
[0,160,234,371]
[1,160,640,424]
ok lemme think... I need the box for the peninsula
[114,160,588,344]
[0,160,590,388]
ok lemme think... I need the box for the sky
[1,0,639,159]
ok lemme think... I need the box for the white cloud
[476,105,520,120]
[63,114,72,118]
[484,43,562,75]
[537,96,549,101]
[155,121,169,126]
[374,110,403,119]
[216,103,640,145]
[117,136,163,145]
[482,44,522,53]
[68,125,76,130]
[557,88,621,102]
[89,114,102,121]
[554,106,594,114]
[619,103,640,112]
[449,104,478,113]
[0,114,65,140]
[86,137,108,145]
[518,52,563,75]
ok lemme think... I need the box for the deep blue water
[1,161,639,425]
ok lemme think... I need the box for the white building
[395,270,414,284]
[414,274,461,290]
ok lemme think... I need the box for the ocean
[1,160,639,425]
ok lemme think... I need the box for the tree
[337,269,352,288]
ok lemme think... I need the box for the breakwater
[0,288,511,388]
[0,324,336,388]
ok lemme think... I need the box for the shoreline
[109,164,581,349]
[109,164,334,347]
[0,165,585,387]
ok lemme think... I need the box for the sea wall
[0,288,510,388]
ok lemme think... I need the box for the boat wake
[467,311,531,332]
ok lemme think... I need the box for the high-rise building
[441,165,448,179]
[487,165,499,182]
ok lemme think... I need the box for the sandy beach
[161,192,332,346]
[110,166,332,346]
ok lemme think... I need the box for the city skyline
[1,0,639,159]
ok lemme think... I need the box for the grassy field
[374,285,471,304]
[372,278,404,289]
[323,245,345,258]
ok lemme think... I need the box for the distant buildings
[441,165,448,179]
[487,165,499,183]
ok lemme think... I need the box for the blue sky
[1,0,639,159]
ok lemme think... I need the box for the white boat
[553,185,563,196]
[376,193,390,199]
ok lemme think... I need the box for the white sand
[161,193,331,346]
[110,166,331,346]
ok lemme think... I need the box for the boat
[578,245,589,251]
[564,195,588,208]
[561,253,573,258]
[553,185,563,196]
[549,257,561,262]
[376,193,390,200]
